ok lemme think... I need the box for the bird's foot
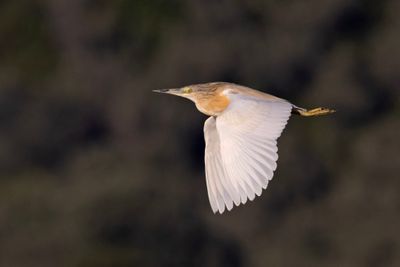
[298,107,336,117]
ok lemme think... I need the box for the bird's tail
[292,105,336,117]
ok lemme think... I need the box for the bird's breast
[195,94,230,116]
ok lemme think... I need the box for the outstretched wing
[203,95,292,213]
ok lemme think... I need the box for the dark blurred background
[0,0,399,266]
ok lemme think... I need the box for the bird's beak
[152,88,183,96]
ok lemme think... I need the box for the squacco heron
[154,82,334,214]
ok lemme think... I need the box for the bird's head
[154,82,235,116]
[153,82,224,100]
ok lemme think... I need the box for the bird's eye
[182,87,192,94]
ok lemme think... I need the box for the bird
[153,82,335,214]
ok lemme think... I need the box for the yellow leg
[298,107,336,117]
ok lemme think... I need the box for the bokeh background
[1,0,399,266]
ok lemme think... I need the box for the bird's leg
[292,106,336,117]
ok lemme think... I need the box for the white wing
[204,94,292,213]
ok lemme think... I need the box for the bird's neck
[194,94,231,116]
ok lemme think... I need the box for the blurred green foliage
[0,1,58,82]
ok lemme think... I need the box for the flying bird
[154,82,334,214]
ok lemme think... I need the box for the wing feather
[204,94,292,213]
